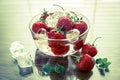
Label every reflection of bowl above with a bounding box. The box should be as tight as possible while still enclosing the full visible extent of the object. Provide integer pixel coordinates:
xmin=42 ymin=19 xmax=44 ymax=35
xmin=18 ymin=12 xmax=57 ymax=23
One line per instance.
xmin=35 ymin=49 xmax=93 ymax=79
xmin=29 ymin=10 xmax=90 ymax=57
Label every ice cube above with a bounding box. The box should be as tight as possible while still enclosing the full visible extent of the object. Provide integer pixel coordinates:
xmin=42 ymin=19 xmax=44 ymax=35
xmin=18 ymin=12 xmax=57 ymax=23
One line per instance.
xmin=16 ymin=51 xmax=33 ymax=76
xmin=16 ymin=51 xmax=32 ymax=67
xmin=45 ymin=11 xmax=65 ymax=28
xmin=10 ymin=41 xmax=25 ymax=59
xmin=66 ymin=29 xmax=80 ymax=43
xmin=18 ymin=65 xmax=33 ymax=76
xmin=34 ymin=28 xmax=48 ymax=39
xmin=10 ymin=41 xmax=33 ymax=76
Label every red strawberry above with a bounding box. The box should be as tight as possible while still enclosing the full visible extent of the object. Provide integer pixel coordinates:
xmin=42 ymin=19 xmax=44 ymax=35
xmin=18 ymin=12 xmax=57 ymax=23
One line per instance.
xmin=57 ymin=16 xmax=73 ymax=32
xmin=74 ymin=39 xmax=83 ymax=50
xmin=48 ymin=30 xmax=66 ymax=39
xmin=40 ymin=9 xmax=49 ymax=21
xmin=47 ymin=30 xmax=69 ymax=55
xmin=48 ymin=30 xmax=66 ymax=48
xmin=40 ymin=12 xmax=53 ymax=20
xmin=32 ymin=22 xmax=48 ymax=33
xmin=74 ymin=21 xmax=87 ymax=34
xmin=77 ymin=54 xmax=95 ymax=71
xmin=51 ymin=46 xmax=69 ymax=55
xmin=47 ymin=27 xmax=54 ymax=32
xmin=81 ymin=44 xmax=97 ymax=57
xmin=40 ymin=14 xmax=48 ymax=20
xmin=81 ymin=37 xmax=101 ymax=57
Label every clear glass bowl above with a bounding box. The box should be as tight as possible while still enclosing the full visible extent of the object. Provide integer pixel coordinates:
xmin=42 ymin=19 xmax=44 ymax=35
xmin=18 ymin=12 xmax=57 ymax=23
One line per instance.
xmin=29 ymin=10 xmax=90 ymax=57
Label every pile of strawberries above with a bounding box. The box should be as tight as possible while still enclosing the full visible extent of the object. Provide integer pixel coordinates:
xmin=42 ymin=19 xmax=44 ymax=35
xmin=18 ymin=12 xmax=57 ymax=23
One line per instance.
xmin=32 ymin=10 xmax=98 ymax=71
xmin=32 ymin=10 xmax=87 ymax=55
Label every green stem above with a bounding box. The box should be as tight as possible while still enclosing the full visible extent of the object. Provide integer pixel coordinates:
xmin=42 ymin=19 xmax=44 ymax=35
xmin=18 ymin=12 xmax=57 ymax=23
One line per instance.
xmin=70 ymin=54 xmax=82 ymax=62
xmin=70 ymin=11 xmax=77 ymax=16
xmin=53 ymin=4 xmax=64 ymax=11
xmin=80 ymin=17 xmax=83 ymax=21
xmin=70 ymin=11 xmax=80 ymax=22
xmin=43 ymin=8 xmax=48 ymax=15
xmin=92 ymin=37 xmax=102 ymax=46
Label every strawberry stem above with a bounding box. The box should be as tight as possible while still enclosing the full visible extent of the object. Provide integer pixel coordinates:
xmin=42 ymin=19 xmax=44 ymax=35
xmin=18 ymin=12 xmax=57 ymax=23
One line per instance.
xmin=43 ymin=8 xmax=48 ymax=15
xmin=92 ymin=37 xmax=102 ymax=46
xmin=57 ymin=26 xmax=65 ymax=34
xmin=71 ymin=54 xmax=78 ymax=58
xmin=80 ymin=17 xmax=83 ymax=21
xmin=39 ymin=18 xmax=45 ymax=22
xmin=53 ymin=4 xmax=64 ymax=11
xmin=70 ymin=54 xmax=82 ymax=62
xmin=70 ymin=11 xmax=81 ymax=22
xmin=70 ymin=11 xmax=77 ymax=16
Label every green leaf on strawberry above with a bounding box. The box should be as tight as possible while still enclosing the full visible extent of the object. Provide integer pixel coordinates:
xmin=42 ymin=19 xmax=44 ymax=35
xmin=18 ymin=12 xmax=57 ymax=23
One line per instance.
xmin=39 ymin=8 xmax=49 ymax=22
xmin=57 ymin=27 xmax=65 ymax=35
xmin=69 ymin=11 xmax=83 ymax=23
xmin=42 ymin=8 xmax=48 ymax=15
xmin=39 ymin=18 xmax=45 ymax=22
xmin=76 ymin=56 xmax=81 ymax=62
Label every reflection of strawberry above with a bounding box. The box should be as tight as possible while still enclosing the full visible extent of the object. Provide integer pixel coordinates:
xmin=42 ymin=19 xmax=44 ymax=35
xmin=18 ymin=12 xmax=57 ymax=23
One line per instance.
xmin=47 ymin=30 xmax=69 ymax=55
xmin=74 ymin=21 xmax=87 ymax=34
xmin=77 ymin=54 xmax=95 ymax=71
xmin=32 ymin=22 xmax=48 ymax=33
xmin=74 ymin=39 xmax=83 ymax=50
xmin=57 ymin=16 xmax=73 ymax=32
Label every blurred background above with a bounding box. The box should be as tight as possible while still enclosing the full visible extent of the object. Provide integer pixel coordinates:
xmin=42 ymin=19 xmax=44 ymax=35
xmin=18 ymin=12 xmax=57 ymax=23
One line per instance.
xmin=0 ymin=0 xmax=120 ymax=80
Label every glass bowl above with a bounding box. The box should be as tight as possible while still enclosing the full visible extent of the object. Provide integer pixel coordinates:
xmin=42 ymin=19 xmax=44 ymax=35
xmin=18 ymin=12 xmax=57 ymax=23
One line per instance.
xmin=29 ymin=10 xmax=90 ymax=57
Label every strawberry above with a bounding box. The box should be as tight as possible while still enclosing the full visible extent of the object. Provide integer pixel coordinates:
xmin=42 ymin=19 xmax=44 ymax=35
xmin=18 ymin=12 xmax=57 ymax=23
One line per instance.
xmin=56 ymin=16 xmax=73 ymax=32
xmin=40 ymin=9 xmax=49 ymax=22
xmin=47 ymin=30 xmax=66 ymax=39
xmin=77 ymin=54 xmax=95 ymax=71
xmin=74 ymin=21 xmax=87 ymax=34
xmin=48 ymin=30 xmax=66 ymax=48
xmin=51 ymin=46 xmax=69 ymax=55
xmin=32 ymin=22 xmax=48 ymax=33
xmin=73 ymin=39 xmax=83 ymax=50
xmin=81 ymin=37 xmax=101 ymax=57
xmin=40 ymin=14 xmax=48 ymax=20
xmin=81 ymin=44 xmax=97 ymax=57
xmin=47 ymin=30 xmax=69 ymax=55
xmin=47 ymin=27 xmax=54 ymax=32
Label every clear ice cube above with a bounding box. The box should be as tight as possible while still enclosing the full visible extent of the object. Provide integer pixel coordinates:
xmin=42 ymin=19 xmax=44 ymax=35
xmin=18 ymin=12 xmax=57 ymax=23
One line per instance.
xmin=16 ymin=51 xmax=33 ymax=76
xmin=66 ymin=29 xmax=80 ymax=43
xmin=45 ymin=11 xmax=65 ymax=28
xmin=10 ymin=41 xmax=33 ymax=76
xmin=10 ymin=41 xmax=25 ymax=59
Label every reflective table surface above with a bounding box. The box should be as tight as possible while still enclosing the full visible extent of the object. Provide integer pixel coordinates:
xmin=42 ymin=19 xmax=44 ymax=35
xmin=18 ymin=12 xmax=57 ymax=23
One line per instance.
xmin=0 ymin=0 xmax=120 ymax=80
